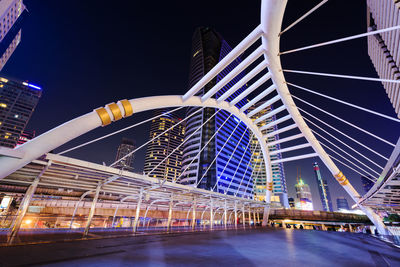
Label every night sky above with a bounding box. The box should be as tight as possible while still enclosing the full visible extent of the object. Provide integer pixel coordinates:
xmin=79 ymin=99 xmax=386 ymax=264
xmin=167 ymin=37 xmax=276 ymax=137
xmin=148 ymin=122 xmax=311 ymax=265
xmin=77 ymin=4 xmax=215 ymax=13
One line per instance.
xmin=2 ymin=0 xmax=399 ymax=211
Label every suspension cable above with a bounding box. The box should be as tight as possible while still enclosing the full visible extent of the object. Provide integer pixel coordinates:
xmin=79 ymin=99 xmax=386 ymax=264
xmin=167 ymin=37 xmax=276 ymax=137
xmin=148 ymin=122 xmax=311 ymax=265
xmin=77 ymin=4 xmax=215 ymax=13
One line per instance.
xmin=288 ymin=82 xmax=400 ymax=123
xmin=147 ymin=109 xmax=222 ymax=177
xmin=280 ymin=24 xmax=400 ymax=55
xmin=293 ymin=95 xmax=395 ymax=147
xmin=58 ymin=107 xmax=184 ymax=155
xmin=328 ymin=154 xmax=377 ymax=183
xmin=234 ymin=146 xmax=262 ymax=198
xmin=176 ymin=113 xmax=234 ymax=183
xmin=298 ymin=107 xmax=389 ymax=161
xmin=110 ymin=107 xmax=204 ymax=167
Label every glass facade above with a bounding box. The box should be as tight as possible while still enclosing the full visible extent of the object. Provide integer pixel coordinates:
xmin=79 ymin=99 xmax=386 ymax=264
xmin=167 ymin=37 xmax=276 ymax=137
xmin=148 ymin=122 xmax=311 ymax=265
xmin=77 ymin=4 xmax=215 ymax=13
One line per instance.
xmin=313 ymin=162 xmax=333 ymax=212
xmin=115 ymin=138 xmax=136 ymax=172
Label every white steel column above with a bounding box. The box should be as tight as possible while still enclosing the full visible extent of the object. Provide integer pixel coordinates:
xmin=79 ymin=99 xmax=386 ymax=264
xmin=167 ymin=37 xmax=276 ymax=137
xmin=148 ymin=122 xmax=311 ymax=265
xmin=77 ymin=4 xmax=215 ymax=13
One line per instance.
xmin=133 ymin=188 xmax=143 ymax=233
xmin=192 ymin=198 xmax=196 ymax=230
xmin=210 ymin=198 xmax=214 ymax=230
xmin=8 ymin=164 xmax=50 ymax=244
xmin=167 ymin=195 xmax=173 ymax=232
xmin=224 ymin=200 xmax=227 ymax=229
xmin=248 ymin=206 xmax=252 ymax=226
xmin=253 ymin=210 xmax=257 ymax=226
xmin=262 ymin=206 xmax=270 ymax=227
xmin=83 ymin=182 xmax=101 ymax=237
xmin=242 ymin=205 xmax=246 ymax=228
xmin=234 ymin=201 xmax=238 ymax=229
xmin=257 ymin=210 xmax=261 ymax=224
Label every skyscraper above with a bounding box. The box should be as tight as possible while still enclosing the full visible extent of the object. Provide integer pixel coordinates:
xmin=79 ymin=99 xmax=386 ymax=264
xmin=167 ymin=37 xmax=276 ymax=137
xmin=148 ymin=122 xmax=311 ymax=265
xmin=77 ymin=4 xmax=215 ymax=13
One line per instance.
xmin=17 ymin=130 xmax=34 ymax=146
xmin=336 ymin=197 xmax=350 ymax=211
xmin=313 ymin=162 xmax=333 ymax=212
xmin=0 ymin=77 xmax=42 ymax=148
xmin=144 ymin=110 xmax=185 ymax=182
xmin=295 ymin=171 xmax=313 ymax=211
xmin=366 ymin=1 xmax=400 ymax=117
xmin=0 ymin=0 xmax=27 ymax=70
xmin=361 ymin=176 xmax=374 ymax=194
xmin=114 ymin=138 xmax=135 ymax=172
xmin=181 ymin=27 xmax=253 ymax=198
xmin=249 ymin=104 xmax=288 ymax=207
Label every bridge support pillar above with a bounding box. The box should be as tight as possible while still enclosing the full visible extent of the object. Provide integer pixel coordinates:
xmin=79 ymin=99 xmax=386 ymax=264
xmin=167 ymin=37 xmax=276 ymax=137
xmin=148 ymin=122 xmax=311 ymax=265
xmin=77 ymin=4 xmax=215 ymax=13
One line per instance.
xmin=210 ymin=198 xmax=214 ymax=230
xmin=191 ymin=198 xmax=196 ymax=230
xmin=111 ymin=205 xmax=119 ymax=228
xmin=234 ymin=201 xmax=238 ymax=229
xmin=167 ymin=194 xmax=173 ymax=232
xmin=359 ymin=206 xmax=388 ymax=235
xmin=133 ymin=188 xmax=143 ymax=233
xmin=224 ymin=200 xmax=227 ymax=229
xmin=248 ymin=206 xmax=252 ymax=226
xmin=8 ymin=164 xmax=50 ymax=244
xmin=242 ymin=205 xmax=246 ymax=228
xmin=83 ymin=182 xmax=101 ymax=237
xmin=257 ymin=209 xmax=260 ymax=224
xmin=253 ymin=210 xmax=257 ymax=226
xmin=262 ymin=206 xmax=270 ymax=227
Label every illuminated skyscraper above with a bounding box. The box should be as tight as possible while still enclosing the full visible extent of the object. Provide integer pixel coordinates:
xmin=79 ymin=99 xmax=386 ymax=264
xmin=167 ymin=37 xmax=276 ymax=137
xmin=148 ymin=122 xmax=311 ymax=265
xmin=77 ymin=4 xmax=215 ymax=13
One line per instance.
xmin=313 ymin=162 xmax=333 ymax=212
xmin=144 ymin=110 xmax=185 ymax=182
xmin=181 ymin=27 xmax=253 ymax=198
xmin=0 ymin=77 xmax=42 ymax=148
xmin=0 ymin=0 xmax=27 ymax=70
xmin=17 ymin=130 xmax=34 ymax=145
xmin=295 ymin=172 xmax=313 ymax=211
xmin=248 ymin=103 xmax=288 ymax=207
xmin=114 ymin=138 xmax=135 ymax=171
xmin=366 ymin=1 xmax=400 ymax=117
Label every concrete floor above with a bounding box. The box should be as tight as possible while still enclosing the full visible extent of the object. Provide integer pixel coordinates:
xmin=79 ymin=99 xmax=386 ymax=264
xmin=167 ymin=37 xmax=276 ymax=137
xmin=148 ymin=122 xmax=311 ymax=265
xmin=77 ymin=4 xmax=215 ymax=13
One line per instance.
xmin=0 ymin=228 xmax=398 ymax=266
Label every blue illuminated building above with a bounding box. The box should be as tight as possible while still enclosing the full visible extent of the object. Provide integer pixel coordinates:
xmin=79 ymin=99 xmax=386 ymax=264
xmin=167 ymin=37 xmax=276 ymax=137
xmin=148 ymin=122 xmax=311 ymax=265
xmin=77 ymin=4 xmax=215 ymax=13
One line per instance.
xmin=0 ymin=76 xmax=42 ymax=148
xmin=313 ymin=162 xmax=333 ymax=212
xmin=181 ymin=27 xmax=253 ymax=198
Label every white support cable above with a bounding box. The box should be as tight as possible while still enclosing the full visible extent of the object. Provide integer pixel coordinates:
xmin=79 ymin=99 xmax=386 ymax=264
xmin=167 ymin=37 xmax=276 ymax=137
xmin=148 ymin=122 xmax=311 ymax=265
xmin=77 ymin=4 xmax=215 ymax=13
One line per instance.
xmin=254 ymin=105 xmax=286 ymax=124
xmin=224 ymin=133 xmax=255 ymax=194
xmin=234 ymin=144 xmax=262 ymax=197
xmin=147 ymin=109 xmax=222 ymax=177
xmin=238 ymin=148 xmax=264 ymax=199
xmin=287 ymin=82 xmax=400 ymax=123
xmin=284 ymin=69 xmax=400 ymax=84
xmin=183 ymin=25 xmax=263 ymax=101
xmin=247 ymin=94 xmax=280 ymax=117
xmin=196 ymin=118 xmax=244 ymax=187
xmin=280 ymin=0 xmax=329 ymax=35
xmin=321 ymin=140 xmax=378 ymax=179
xmin=58 ymin=106 xmax=184 ymax=155
xmin=211 ymin=125 xmax=250 ymax=192
xmin=280 ymin=24 xmax=400 ymax=55
xmin=240 ymin=85 xmax=277 ymax=112
xmin=269 ymin=143 xmax=311 ymax=155
xmin=303 ymin=115 xmax=384 ymax=170
xmin=312 ymin=129 xmax=381 ymax=176
xmin=292 ymin=95 xmax=396 ymax=147
xmin=177 ymin=113 xmax=234 ymax=183
xmin=271 ymin=153 xmax=318 ymax=164
xmin=110 ymin=107 xmax=203 ymax=168
xmin=265 ymin=123 xmax=297 ymax=138
xmin=298 ymin=107 xmax=389 ymax=161
xmin=328 ymin=154 xmax=377 ymax=183
xmin=230 ymin=72 xmax=272 ymax=106
xmin=259 ymin=114 xmax=292 ymax=131
xmin=267 ymin=133 xmax=304 ymax=147
xmin=201 ymin=46 xmax=265 ymax=102
xmin=217 ymin=60 xmax=268 ymax=103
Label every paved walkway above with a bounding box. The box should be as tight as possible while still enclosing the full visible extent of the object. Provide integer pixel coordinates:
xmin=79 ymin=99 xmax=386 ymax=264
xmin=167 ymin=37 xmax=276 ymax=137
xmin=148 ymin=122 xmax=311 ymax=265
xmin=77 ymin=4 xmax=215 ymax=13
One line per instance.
xmin=0 ymin=228 xmax=398 ymax=266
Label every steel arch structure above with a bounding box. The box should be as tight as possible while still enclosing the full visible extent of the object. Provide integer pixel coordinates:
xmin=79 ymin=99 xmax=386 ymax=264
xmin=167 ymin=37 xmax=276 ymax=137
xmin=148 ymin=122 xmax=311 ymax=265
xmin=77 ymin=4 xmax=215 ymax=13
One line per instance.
xmin=0 ymin=0 xmax=392 ymax=234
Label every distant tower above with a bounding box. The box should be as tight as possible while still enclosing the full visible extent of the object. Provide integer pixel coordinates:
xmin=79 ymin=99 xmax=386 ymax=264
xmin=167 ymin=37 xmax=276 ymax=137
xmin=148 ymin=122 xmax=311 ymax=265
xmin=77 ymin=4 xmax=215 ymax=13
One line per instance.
xmin=295 ymin=168 xmax=313 ymax=211
xmin=361 ymin=176 xmax=374 ymax=194
xmin=0 ymin=0 xmax=28 ymax=70
xmin=366 ymin=1 xmax=400 ymax=117
xmin=313 ymin=162 xmax=333 ymax=212
xmin=0 ymin=77 xmax=42 ymax=148
xmin=115 ymin=138 xmax=135 ymax=171
xmin=336 ymin=197 xmax=350 ymax=211
xmin=248 ymin=103 xmax=288 ymax=207
xmin=144 ymin=109 xmax=185 ymax=182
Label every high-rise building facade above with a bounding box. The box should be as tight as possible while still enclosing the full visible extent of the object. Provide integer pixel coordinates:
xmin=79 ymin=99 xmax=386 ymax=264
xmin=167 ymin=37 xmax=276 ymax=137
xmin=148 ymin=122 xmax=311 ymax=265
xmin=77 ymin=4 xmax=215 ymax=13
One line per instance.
xmin=0 ymin=0 xmax=27 ymax=71
xmin=114 ymin=138 xmax=135 ymax=172
xmin=249 ymin=104 xmax=288 ymax=207
xmin=361 ymin=175 xmax=374 ymax=194
xmin=336 ymin=197 xmax=350 ymax=211
xmin=366 ymin=1 xmax=400 ymax=117
xmin=144 ymin=110 xmax=185 ymax=182
xmin=313 ymin=162 xmax=333 ymax=212
xmin=0 ymin=77 xmax=42 ymax=148
xmin=181 ymin=27 xmax=253 ymax=198
xmin=295 ymin=178 xmax=313 ymax=211
xmin=17 ymin=129 xmax=34 ymax=145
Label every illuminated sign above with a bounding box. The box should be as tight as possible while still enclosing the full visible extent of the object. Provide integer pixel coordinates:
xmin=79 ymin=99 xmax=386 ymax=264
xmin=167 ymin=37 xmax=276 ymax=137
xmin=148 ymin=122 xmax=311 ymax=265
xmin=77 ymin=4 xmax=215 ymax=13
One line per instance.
xmin=22 ymin=82 xmax=41 ymax=90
